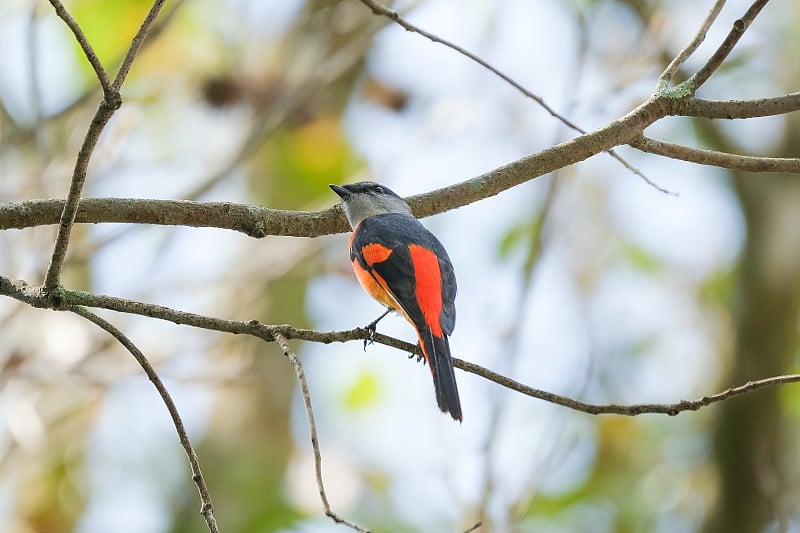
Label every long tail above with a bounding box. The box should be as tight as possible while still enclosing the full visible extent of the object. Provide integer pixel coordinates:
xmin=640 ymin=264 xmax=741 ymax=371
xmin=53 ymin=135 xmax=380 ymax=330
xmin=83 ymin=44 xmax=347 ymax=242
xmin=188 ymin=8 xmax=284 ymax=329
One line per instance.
xmin=419 ymin=328 xmax=462 ymax=421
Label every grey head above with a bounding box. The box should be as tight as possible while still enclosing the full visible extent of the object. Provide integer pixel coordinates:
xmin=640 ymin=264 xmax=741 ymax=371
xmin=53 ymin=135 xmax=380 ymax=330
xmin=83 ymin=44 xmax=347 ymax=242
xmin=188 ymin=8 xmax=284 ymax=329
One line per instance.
xmin=330 ymin=181 xmax=412 ymax=228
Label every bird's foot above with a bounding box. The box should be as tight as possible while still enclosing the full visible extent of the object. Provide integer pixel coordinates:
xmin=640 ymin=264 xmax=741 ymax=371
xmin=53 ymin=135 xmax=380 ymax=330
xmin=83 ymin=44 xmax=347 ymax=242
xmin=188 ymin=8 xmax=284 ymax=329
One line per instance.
xmin=407 ymin=344 xmax=426 ymax=365
xmin=363 ymin=309 xmax=391 ymax=351
xmin=363 ymin=322 xmax=377 ymax=351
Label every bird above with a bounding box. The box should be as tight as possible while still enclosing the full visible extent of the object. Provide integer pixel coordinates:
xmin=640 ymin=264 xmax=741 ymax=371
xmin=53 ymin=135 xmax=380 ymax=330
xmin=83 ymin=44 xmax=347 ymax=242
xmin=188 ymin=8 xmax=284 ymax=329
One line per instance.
xmin=330 ymin=181 xmax=462 ymax=421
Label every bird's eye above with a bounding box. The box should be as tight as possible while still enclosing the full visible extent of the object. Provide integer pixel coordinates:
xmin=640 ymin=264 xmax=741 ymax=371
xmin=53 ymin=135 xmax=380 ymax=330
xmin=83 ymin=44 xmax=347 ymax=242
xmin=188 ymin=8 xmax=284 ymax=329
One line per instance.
xmin=374 ymin=186 xmax=384 ymax=194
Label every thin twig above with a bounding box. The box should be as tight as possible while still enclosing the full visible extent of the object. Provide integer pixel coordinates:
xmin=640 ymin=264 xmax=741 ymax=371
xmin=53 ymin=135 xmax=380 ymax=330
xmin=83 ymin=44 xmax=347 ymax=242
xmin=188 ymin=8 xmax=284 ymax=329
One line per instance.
xmin=632 ymin=136 xmax=800 ymax=173
xmin=2 ymin=274 xmax=799 ymax=419
xmin=111 ymin=0 xmax=167 ymax=91
xmin=355 ymin=0 xmax=668 ymax=194
xmin=657 ymin=0 xmax=727 ymax=89
xmin=272 ymin=330 xmax=369 ymax=533
xmin=610 ymin=150 xmax=676 ymax=195
xmin=42 ymin=97 xmax=122 ymax=292
xmin=42 ymin=0 xmax=167 ymax=293
xmin=692 ymin=0 xmax=771 ymax=92
xmin=68 ymin=306 xmax=219 ymax=533
xmin=47 ymin=0 xmax=111 ymax=92
xmin=454 ymin=358 xmax=800 ymax=416
xmin=357 ymin=0 xmax=578 ymax=131
xmin=10 ymin=0 xmax=187 ymax=133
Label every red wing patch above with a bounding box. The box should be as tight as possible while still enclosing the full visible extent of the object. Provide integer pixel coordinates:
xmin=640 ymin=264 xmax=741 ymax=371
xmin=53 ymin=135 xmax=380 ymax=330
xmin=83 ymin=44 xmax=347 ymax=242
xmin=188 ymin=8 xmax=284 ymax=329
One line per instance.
xmin=360 ymin=243 xmax=394 ymax=266
xmin=408 ymin=244 xmax=444 ymax=338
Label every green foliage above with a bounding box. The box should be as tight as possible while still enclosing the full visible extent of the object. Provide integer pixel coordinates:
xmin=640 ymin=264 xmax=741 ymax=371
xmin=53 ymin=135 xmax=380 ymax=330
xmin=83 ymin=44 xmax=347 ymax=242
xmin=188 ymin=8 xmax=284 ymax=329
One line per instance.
xmin=698 ymin=265 xmax=737 ymax=309
xmin=343 ymin=371 xmax=381 ymax=411
xmin=780 ymin=369 xmax=800 ymax=419
xmin=497 ymin=215 xmax=544 ymax=265
xmin=18 ymin=451 xmax=85 ymax=533
xmin=251 ymin=115 xmax=362 ymax=210
xmin=70 ymin=0 xmax=154 ymax=78
xmin=620 ymin=243 xmax=662 ymax=274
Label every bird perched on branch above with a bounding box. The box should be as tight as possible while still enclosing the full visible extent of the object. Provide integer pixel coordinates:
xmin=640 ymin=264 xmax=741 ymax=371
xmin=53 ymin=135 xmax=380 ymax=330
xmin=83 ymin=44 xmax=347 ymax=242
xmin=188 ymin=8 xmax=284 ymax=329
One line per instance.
xmin=330 ymin=181 xmax=462 ymax=421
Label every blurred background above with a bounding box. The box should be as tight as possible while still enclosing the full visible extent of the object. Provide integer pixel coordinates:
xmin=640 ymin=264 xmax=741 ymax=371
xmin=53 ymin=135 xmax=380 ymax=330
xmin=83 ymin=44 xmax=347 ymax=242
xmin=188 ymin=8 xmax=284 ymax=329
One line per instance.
xmin=1 ymin=0 xmax=800 ymax=531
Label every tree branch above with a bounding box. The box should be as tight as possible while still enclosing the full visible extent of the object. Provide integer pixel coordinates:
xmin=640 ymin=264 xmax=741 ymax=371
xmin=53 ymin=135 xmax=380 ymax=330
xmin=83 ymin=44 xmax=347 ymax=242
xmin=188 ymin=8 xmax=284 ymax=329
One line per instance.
xmin=272 ymin=330 xmax=369 ymax=533
xmin=657 ymin=0 xmax=726 ymax=90
xmin=632 ymin=136 xmax=800 ymax=174
xmin=691 ymin=0 xmax=771 ymax=92
xmin=355 ymin=0 xmax=577 ymax=132
xmin=47 ymin=0 xmax=111 ymax=93
xmin=7 ymin=0 xmax=187 ymax=137
xmin=2 ymin=273 xmax=798 ymax=419
xmin=0 ymin=198 xmax=343 ymax=237
xmin=677 ymin=93 xmax=800 ymax=119
xmin=68 ymin=306 xmax=219 ymax=533
xmin=42 ymin=0 xmax=166 ymax=293
xmin=111 ymin=0 xmax=166 ymax=91
xmin=4 ymin=95 xmax=673 ymax=238
xmin=42 ymin=99 xmax=121 ymax=293
xmin=355 ymin=0 xmax=668 ymax=194
xmin=4 ymin=88 xmax=798 ymax=237
xmin=454 ymin=359 xmax=800 ymax=416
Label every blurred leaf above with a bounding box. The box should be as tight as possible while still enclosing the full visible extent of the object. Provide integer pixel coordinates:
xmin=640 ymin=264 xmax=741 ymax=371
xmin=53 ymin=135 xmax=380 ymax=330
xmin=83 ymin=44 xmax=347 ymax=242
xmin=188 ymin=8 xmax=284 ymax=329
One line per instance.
xmin=251 ymin=114 xmax=362 ymax=210
xmin=780 ymin=370 xmax=800 ymax=419
xmin=282 ymin=116 xmax=348 ymax=178
xmin=70 ymin=0 xmax=154 ymax=78
xmin=621 ymin=243 xmax=662 ymax=273
xmin=343 ymin=371 xmax=380 ymax=411
xmin=698 ymin=265 xmax=737 ymax=308
xmin=20 ymin=452 xmax=85 ymax=533
xmin=497 ymin=216 xmax=543 ymax=262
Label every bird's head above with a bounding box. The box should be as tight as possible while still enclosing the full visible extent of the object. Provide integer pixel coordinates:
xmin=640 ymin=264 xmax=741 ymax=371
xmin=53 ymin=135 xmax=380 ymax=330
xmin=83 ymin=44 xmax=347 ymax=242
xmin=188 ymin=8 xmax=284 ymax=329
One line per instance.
xmin=330 ymin=181 xmax=412 ymax=228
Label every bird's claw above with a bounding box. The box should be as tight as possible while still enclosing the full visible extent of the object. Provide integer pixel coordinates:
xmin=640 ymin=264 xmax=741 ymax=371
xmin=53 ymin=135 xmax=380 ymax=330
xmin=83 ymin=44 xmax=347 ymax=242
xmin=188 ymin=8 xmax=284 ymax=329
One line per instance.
xmin=363 ymin=309 xmax=391 ymax=351
xmin=363 ymin=323 xmax=377 ymax=351
xmin=407 ymin=345 xmax=426 ymax=365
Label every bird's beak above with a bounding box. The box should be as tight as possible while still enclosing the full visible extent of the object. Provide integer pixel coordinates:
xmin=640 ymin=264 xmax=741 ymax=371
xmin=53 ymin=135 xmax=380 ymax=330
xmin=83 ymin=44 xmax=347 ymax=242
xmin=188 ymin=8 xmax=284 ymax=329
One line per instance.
xmin=329 ymin=184 xmax=351 ymax=199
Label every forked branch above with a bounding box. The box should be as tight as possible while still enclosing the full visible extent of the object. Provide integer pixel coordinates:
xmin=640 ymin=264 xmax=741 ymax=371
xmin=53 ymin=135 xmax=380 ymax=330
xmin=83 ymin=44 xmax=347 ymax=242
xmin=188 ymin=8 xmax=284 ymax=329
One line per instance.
xmin=69 ymin=306 xmax=219 ymax=533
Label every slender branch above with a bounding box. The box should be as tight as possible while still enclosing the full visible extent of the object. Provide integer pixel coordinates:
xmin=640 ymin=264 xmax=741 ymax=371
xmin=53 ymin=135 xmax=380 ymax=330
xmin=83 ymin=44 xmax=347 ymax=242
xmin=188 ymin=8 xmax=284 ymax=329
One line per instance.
xmin=354 ymin=0 xmax=668 ymax=194
xmin=111 ymin=0 xmax=166 ymax=91
xmin=42 ymin=0 xmax=166 ymax=293
xmin=9 ymin=0 xmax=187 ymax=134
xmin=356 ymin=0 xmax=575 ymax=131
xmin=41 ymin=98 xmax=120 ymax=292
xmin=2 ymin=274 xmax=798 ymax=419
xmin=272 ymin=331 xmax=369 ymax=533
xmin=4 ymin=92 xmax=797 ymax=239
xmin=454 ymin=358 xmax=800 ymax=416
xmin=691 ymin=0 xmax=771 ymax=92
xmin=6 ymin=94 xmax=672 ymax=240
xmin=632 ymin=136 xmax=800 ymax=174
xmin=68 ymin=306 xmax=219 ymax=533
xmin=47 ymin=0 xmax=111 ymax=92
xmin=657 ymin=0 xmax=727 ymax=89
xmin=676 ymin=92 xmax=800 ymax=119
